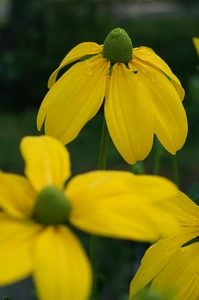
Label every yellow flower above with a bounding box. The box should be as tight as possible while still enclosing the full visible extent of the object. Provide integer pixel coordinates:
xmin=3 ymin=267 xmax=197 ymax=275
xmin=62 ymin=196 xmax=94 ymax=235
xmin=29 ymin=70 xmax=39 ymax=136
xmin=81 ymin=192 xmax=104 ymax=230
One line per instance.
xmin=37 ymin=28 xmax=188 ymax=164
xmin=0 ymin=135 xmax=180 ymax=300
xmin=130 ymin=191 xmax=199 ymax=300
xmin=193 ymin=37 xmax=199 ymax=57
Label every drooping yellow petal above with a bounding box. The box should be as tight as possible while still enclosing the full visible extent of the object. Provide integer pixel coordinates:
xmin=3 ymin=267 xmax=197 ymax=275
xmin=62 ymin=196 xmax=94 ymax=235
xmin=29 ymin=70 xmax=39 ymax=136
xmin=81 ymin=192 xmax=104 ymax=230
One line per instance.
xmin=37 ymin=55 xmax=109 ymax=144
xmin=131 ymin=60 xmax=188 ymax=154
xmin=151 ymin=242 xmax=199 ymax=300
xmin=33 ymin=226 xmax=92 ymax=300
xmin=20 ymin=136 xmax=71 ymax=192
xmin=130 ymin=227 xmax=199 ymax=298
xmin=48 ymin=42 xmax=102 ymax=88
xmin=133 ymin=46 xmax=185 ymax=100
xmin=0 ymin=213 xmax=41 ymax=285
xmin=67 ymin=171 xmax=179 ymax=242
xmin=105 ymin=63 xmax=154 ymax=164
xmin=161 ymin=191 xmax=199 ymax=226
xmin=0 ymin=172 xmax=35 ymax=218
xmin=193 ymin=37 xmax=199 ymax=57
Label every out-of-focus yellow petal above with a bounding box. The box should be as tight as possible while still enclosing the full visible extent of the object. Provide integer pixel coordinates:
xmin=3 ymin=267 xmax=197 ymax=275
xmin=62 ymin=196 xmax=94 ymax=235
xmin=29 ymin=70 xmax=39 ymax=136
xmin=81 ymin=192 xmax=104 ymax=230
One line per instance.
xmin=0 ymin=172 xmax=35 ymax=218
xmin=133 ymin=47 xmax=185 ymax=101
xmin=131 ymin=60 xmax=188 ymax=154
xmin=37 ymin=55 xmax=109 ymax=144
xmin=20 ymin=136 xmax=71 ymax=192
xmin=193 ymin=37 xmax=199 ymax=57
xmin=48 ymin=42 xmax=102 ymax=88
xmin=151 ymin=242 xmax=199 ymax=300
xmin=162 ymin=191 xmax=199 ymax=226
xmin=130 ymin=227 xmax=199 ymax=298
xmin=67 ymin=171 xmax=179 ymax=242
xmin=105 ymin=63 xmax=154 ymax=164
xmin=33 ymin=226 xmax=92 ymax=300
xmin=0 ymin=213 xmax=41 ymax=285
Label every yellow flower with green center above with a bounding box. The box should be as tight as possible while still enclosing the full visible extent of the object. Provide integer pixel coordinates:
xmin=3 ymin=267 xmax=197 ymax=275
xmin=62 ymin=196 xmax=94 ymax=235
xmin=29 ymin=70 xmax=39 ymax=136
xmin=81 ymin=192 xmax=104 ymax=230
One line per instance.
xmin=193 ymin=37 xmax=199 ymax=57
xmin=37 ymin=28 xmax=188 ymax=164
xmin=0 ymin=135 xmax=180 ymax=300
xmin=130 ymin=191 xmax=199 ymax=300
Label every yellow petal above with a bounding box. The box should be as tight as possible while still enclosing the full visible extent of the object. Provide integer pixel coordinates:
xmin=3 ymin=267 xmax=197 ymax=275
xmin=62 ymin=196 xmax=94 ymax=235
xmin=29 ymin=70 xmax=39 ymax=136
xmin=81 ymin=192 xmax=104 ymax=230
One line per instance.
xmin=105 ymin=63 xmax=154 ymax=164
xmin=0 ymin=172 xmax=35 ymax=218
xmin=67 ymin=171 xmax=179 ymax=242
xmin=0 ymin=213 xmax=41 ymax=285
xmin=48 ymin=42 xmax=102 ymax=88
xmin=193 ymin=37 xmax=199 ymax=57
xmin=33 ymin=226 xmax=92 ymax=300
xmin=162 ymin=191 xmax=199 ymax=226
xmin=130 ymin=227 xmax=199 ymax=298
xmin=37 ymin=55 xmax=109 ymax=144
xmin=131 ymin=60 xmax=188 ymax=154
xmin=20 ymin=136 xmax=71 ymax=192
xmin=151 ymin=242 xmax=199 ymax=300
xmin=133 ymin=46 xmax=185 ymax=101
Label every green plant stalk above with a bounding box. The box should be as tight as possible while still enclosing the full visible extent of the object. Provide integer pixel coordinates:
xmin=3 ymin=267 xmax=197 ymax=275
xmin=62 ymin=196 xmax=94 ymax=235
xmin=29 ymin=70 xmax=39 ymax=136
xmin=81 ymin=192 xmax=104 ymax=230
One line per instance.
xmin=172 ymin=154 xmax=180 ymax=188
xmin=154 ymin=152 xmax=161 ymax=175
xmin=90 ymin=116 xmax=109 ymax=296
xmin=154 ymin=140 xmax=162 ymax=175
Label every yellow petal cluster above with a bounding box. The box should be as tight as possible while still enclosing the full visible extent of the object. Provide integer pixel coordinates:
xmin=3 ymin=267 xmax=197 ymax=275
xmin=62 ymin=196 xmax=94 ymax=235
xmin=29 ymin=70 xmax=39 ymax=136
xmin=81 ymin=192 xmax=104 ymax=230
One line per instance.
xmin=130 ymin=192 xmax=199 ymax=300
xmin=0 ymin=135 xmax=180 ymax=300
xmin=37 ymin=28 xmax=188 ymax=164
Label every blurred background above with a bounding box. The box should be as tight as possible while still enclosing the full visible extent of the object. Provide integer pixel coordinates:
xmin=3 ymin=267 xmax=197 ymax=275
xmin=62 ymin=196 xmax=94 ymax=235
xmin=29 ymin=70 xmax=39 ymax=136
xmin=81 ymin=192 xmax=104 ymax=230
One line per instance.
xmin=0 ymin=0 xmax=199 ymax=299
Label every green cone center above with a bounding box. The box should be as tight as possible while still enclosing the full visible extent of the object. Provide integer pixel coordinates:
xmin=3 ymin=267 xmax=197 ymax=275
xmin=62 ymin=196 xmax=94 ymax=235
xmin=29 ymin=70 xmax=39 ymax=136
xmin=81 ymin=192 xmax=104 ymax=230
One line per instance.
xmin=32 ymin=186 xmax=71 ymax=225
xmin=103 ymin=28 xmax=133 ymax=65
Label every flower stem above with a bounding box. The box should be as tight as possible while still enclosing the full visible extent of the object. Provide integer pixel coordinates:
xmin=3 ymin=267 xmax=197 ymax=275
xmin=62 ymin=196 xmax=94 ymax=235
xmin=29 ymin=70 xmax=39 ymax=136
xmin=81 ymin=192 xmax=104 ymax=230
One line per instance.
xmin=97 ymin=117 xmax=110 ymax=170
xmin=90 ymin=115 xmax=109 ymax=295
xmin=172 ymin=154 xmax=180 ymax=188
xmin=154 ymin=139 xmax=162 ymax=175
xmin=154 ymin=152 xmax=161 ymax=175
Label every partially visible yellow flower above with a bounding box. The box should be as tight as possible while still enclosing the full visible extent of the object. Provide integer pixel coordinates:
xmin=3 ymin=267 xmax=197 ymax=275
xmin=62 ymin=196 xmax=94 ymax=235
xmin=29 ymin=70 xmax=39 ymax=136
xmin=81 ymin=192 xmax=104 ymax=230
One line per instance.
xmin=37 ymin=28 xmax=188 ymax=164
xmin=193 ymin=37 xmax=199 ymax=57
xmin=0 ymin=135 xmax=180 ymax=300
xmin=130 ymin=191 xmax=199 ymax=300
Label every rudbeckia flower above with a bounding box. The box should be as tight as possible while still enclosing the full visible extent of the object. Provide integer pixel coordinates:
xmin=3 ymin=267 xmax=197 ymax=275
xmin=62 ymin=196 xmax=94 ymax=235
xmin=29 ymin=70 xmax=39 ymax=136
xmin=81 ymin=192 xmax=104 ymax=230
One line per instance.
xmin=0 ymin=135 xmax=180 ymax=300
xmin=193 ymin=37 xmax=199 ymax=57
xmin=130 ymin=191 xmax=199 ymax=300
xmin=37 ymin=28 xmax=188 ymax=164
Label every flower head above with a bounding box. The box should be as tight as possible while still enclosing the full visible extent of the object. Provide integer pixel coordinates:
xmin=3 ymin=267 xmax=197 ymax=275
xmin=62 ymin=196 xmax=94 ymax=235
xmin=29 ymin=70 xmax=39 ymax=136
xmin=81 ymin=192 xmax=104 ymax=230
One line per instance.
xmin=37 ymin=28 xmax=188 ymax=164
xmin=130 ymin=191 xmax=199 ymax=300
xmin=0 ymin=135 xmax=180 ymax=300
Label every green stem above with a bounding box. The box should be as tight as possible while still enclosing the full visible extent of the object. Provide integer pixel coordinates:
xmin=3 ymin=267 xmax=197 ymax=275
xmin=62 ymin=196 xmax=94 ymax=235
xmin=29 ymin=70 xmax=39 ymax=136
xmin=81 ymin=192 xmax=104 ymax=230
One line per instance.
xmin=154 ymin=152 xmax=161 ymax=175
xmin=172 ymin=154 xmax=180 ymax=188
xmin=154 ymin=139 xmax=162 ymax=175
xmin=89 ymin=235 xmax=99 ymax=295
xmin=97 ymin=117 xmax=110 ymax=170
xmin=90 ymin=116 xmax=109 ymax=296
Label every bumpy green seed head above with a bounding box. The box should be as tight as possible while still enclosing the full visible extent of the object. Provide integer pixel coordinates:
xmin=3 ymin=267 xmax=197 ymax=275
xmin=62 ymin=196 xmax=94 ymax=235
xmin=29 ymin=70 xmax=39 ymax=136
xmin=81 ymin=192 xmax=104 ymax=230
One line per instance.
xmin=32 ymin=186 xmax=71 ymax=225
xmin=103 ymin=28 xmax=133 ymax=65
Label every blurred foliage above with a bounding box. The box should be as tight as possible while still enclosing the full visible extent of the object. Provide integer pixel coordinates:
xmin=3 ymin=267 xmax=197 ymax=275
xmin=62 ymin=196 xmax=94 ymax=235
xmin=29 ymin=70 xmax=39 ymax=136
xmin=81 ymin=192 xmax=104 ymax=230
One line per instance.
xmin=187 ymin=182 xmax=199 ymax=205
xmin=0 ymin=0 xmax=199 ymax=111
xmin=131 ymin=287 xmax=174 ymax=300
